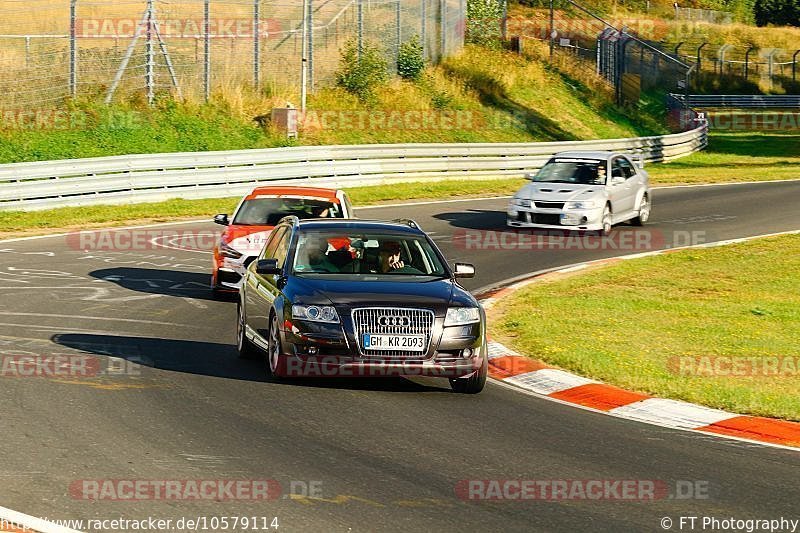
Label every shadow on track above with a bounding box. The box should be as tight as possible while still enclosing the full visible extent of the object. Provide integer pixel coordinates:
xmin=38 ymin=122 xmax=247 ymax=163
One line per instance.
xmin=88 ymin=267 xmax=224 ymax=302
xmin=50 ymin=333 xmax=450 ymax=393
xmin=432 ymin=210 xmax=508 ymax=230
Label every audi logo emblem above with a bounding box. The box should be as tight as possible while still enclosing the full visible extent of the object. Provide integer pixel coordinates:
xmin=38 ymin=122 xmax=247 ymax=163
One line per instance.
xmin=378 ymin=316 xmax=411 ymax=327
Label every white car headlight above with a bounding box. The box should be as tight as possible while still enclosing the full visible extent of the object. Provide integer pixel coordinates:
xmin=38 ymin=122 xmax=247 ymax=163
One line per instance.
xmin=445 ymin=307 xmax=481 ymax=326
xmin=219 ymin=242 xmax=243 ymax=259
xmin=292 ymin=305 xmax=340 ymax=324
xmin=564 ymin=200 xmax=598 ymax=210
xmin=512 ymin=198 xmax=531 ymax=208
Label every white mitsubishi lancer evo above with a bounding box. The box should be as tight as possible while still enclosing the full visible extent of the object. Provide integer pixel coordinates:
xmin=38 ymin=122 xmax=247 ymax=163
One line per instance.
xmin=507 ymin=151 xmax=651 ymax=235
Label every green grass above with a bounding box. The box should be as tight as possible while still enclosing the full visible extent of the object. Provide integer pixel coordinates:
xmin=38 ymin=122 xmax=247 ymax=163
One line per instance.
xmin=489 ymin=234 xmax=800 ymax=421
xmin=0 ymin=178 xmax=525 ymax=239
xmin=647 ymin=131 xmax=800 ymax=184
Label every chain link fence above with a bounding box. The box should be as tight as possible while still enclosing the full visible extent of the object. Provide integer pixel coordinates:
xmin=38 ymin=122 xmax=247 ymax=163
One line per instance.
xmin=0 ymin=0 xmax=465 ymax=110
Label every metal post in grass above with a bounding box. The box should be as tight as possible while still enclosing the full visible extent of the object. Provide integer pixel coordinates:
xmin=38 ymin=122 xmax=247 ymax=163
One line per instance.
xmin=696 ymin=42 xmax=707 ymax=72
xmin=549 ymin=0 xmax=555 ymax=61
xmin=440 ymin=0 xmax=446 ymax=59
xmin=502 ymin=0 xmax=508 ymax=41
xmin=300 ymin=0 xmax=308 ymax=111
xmin=357 ymin=0 xmax=363 ymax=60
xmin=204 ymin=0 xmax=211 ymax=102
xmin=421 ymin=0 xmax=426 ymax=61
xmin=744 ymin=46 xmax=756 ymax=80
xmin=793 ymin=49 xmax=800 ymax=82
xmin=395 ymin=0 xmax=401 ymax=64
xmin=308 ymin=0 xmax=314 ymax=91
xmin=24 ymin=36 xmax=31 ymax=69
xmin=254 ymin=0 xmax=260 ymax=91
xmin=70 ymin=0 xmax=77 ymax=97
xmin=145 ymin=0 xmax=155 ymax=105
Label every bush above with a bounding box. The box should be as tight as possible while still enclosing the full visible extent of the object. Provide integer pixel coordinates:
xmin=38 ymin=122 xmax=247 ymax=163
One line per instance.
xmin=466 ymin=0 xmax=504 ymax=48
xmin=754 ymin=0 xmax=800 ymax=26
xmin=336 ymin=39 xmax=389 ymax=104
xmin=397 ymin=35 xmax=425 ymax=80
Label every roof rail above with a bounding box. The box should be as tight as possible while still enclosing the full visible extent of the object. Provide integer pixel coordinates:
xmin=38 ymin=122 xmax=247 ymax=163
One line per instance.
xmin=393 ymin=218 xmax=421 ymax=230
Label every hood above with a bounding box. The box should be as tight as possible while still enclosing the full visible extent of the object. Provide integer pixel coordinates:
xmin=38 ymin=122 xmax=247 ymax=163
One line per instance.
xmin=223 ymin=225 xmax=273 ymax=256
xmin=515 ymin=182 xmax=603 ymax=202
xmin=289 ymin=276 xmax=473 ymax=314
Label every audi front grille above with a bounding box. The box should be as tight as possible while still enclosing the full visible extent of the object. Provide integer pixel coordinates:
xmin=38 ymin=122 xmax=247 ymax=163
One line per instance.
xmin=351 ymin=307 xmax=435 ymax=358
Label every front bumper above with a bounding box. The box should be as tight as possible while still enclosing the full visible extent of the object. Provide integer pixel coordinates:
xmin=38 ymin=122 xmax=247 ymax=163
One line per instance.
xmin=507 ymin=206 xmax=603 ymax=231
xmin=277 ymin=317 xmax=486 ymax=379
xmin=213 ymin=255 xmax=256 ymax=291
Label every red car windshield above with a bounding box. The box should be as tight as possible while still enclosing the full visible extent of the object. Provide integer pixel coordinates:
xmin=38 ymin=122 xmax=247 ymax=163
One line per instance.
xmin=232 ymin=197 xmax=342 ymax=226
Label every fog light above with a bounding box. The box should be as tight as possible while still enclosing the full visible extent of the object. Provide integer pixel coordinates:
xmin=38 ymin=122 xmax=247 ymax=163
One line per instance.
xmin=462 ymin=348 xmax=473 ymax=358
xmin=308 ymin=346 xmax=318 ymax=356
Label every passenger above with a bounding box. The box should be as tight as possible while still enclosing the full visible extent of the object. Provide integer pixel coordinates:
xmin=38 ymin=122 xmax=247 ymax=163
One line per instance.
xmin=296 ymin=236 xmax=339 ymax=273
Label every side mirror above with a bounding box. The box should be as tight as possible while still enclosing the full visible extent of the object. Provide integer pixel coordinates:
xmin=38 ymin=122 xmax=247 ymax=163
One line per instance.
xmin=611 ymin=176 xmax=626 ymax=186
xmin=256 ymin=258 xmax=281 ymax=276
xmin=525 ymin=172 xmax=536 ymax=181
xmin=213 ymin=214 xmax=229 ymax=226
xmin=453 ymin=263 xmax=475 ymax=279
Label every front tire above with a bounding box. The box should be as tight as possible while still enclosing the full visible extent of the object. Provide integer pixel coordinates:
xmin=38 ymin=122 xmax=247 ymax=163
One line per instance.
xmin=631 ymin=194 xmax=650 ymax=226
xmin=237 ymin=303 xmax=259 ymax=360
xmin=450 ymin=354 xmax=487 ymax=394
xmin=267 ymin=313 xmax=288 ymax=378
xmin=600 ymin=205 xmax=613 ymax=236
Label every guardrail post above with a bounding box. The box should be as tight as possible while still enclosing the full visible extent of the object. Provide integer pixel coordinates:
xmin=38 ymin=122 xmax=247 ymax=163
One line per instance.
xmin=70 ymin=0 xmax=77 ymax=98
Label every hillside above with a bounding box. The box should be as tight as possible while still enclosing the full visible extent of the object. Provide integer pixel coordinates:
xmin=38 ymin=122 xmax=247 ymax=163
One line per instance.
xmin=0 ymin=45 xmax=666 ymax=163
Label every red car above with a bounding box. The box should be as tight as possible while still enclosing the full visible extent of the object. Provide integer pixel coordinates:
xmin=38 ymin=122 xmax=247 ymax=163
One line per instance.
xmin=211 ymin=186 xmax=354 ymax=295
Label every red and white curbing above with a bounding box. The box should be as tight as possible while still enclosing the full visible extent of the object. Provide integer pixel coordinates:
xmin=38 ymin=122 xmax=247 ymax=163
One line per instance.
xmin=479 ymin=229 xmax=800 ymax=450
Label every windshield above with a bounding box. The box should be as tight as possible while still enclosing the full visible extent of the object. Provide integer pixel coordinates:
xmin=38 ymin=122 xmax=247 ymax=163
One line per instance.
xmin=233 ymin=197 xmax=342 ymax=226
xmin=292 ymin=230 xmax=448 ymax=278
xmin=532 ymin=159 xmax=607 ymax=185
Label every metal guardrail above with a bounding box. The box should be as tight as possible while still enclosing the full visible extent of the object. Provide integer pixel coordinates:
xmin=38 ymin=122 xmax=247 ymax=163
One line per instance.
xmin=672 ymin=94 xmax=800 ymax=108
xmin=0 ymin=124 xmax=708 ymax=211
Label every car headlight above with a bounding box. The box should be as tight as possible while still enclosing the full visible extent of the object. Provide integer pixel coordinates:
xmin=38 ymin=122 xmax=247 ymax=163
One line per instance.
xmin=512 ymin=198 xmax=531 ymax=208
xmin=292 ymin=305 xmax=340 ymax=324
xmin=219 ymin=242 xmax=243 ymax=259
xmin=564 ymin=200 xmax=598 ymax=210
xmin=445 ymin=307 xmax=481 ymax=326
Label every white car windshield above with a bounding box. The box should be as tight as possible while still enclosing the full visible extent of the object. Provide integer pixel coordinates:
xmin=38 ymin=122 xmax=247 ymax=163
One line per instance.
xmin=533 ymin=159 xmax=606 ymax=185
xmin=233 ymin=197 xmax=342 ymax=226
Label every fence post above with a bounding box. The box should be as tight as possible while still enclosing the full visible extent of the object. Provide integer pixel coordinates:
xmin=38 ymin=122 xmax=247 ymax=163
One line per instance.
xmin=70 ymin=0 xmax=77 ymax=97
xmin=308 ymin=0 xmax=314 ymax=90
xmin=204 ymin=0 xmax=210 ymax=102
xmin=696 ymin=42 xmax=707 ymax=72
xmin=254 ymin=0 xmax=260 ymax=91
xmin=440 ymin=0 xmax=446 ymax=59
xmin=357 ymin=0 xmax=363 ymax=60
xmin=300 ymin=0 xmax=308 ymax=111
xmin=145 ymin=0 xmax=155 ymax=105
xmin=395 ymin=0 xmax=401 ymax=65
xmin=744 ymin=46 xmax=755 ymax=79
xmin=421 ymin=0 xmax=426 ymax=60
xmin=793 ymin=49 xmax=800 ymax=82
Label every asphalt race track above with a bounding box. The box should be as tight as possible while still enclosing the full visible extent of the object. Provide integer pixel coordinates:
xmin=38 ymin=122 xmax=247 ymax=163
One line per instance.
xmin=1 ymin=181 xmax=799 ymax=532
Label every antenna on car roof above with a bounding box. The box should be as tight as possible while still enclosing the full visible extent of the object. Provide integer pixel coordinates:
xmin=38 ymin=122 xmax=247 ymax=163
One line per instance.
xmin=393 ymin=219 xmax=421 ymax=230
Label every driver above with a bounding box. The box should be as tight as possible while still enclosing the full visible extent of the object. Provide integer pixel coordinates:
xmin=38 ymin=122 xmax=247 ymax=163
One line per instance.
xmin=378 ymin=241 xmax=422 ymax=274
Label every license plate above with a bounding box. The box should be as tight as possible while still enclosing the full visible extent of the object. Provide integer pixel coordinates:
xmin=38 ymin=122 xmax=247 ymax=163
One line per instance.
xmin=363 ymin=334 xmax=425 ymax=352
